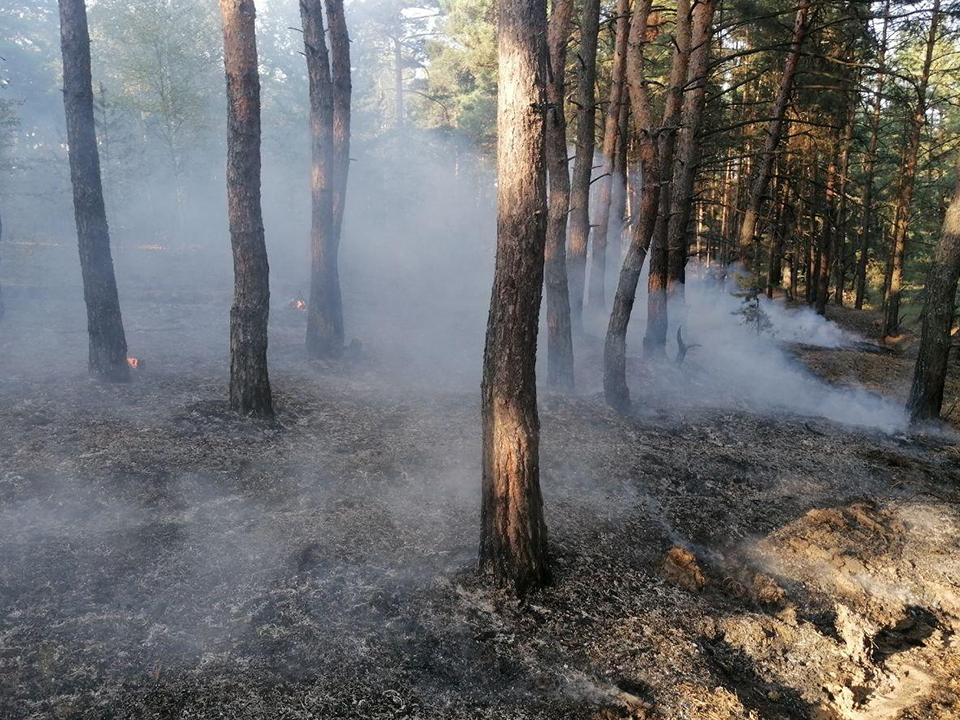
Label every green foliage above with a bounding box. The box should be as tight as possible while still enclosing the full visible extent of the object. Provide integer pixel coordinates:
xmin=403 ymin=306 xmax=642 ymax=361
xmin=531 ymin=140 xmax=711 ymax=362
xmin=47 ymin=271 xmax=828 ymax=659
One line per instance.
xmin=88 ymin=0 xmax=221 ymax=166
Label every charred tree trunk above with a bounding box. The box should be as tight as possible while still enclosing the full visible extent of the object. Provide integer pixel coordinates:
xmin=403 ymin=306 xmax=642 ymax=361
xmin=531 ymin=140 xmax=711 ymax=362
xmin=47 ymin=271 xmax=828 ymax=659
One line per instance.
xmin=907 ymin=155 xmax=960 ymax=422
xmin=736 ymin=0 xmax=810 ymax=270
xmin=566 ymin=0 xmax=601 ymax=330
xmin=219 ymin=0 xmax=273 ymax=417
xmin=587 ymin=0 xmax=630 ymax=312
xmin=665 ymin=0 xmax=718 ymax=294
xmin=603 ymin=0 xmax=659 ymax=410
xmin=479 ymin=0 xmax=550 ymax=594
xmin=883 ymin=0 xmax=939 ymax=338
xmin=301 ymin=0 xmax=339 ymax=358
xmin=643 ymin=0 xmax=691 ymax=356
xmin=325 ymin=0 xmax=351 ymax=349
xmin=58 ymin=0 xmax=129 ymax=382
xmin=544 ymin=0 xmax=575 ymax=388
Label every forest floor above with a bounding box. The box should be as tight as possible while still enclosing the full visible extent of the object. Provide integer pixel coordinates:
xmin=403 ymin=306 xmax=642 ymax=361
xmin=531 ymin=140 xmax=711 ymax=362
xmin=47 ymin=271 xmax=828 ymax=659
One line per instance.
xmin=1 ymin=286 xmax=959 ymax=720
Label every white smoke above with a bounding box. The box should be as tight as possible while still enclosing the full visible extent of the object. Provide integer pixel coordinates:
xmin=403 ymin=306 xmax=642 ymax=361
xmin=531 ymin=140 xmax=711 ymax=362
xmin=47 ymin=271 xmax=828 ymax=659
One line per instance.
xmin=581 ymin=259 xmax=907 ymax=432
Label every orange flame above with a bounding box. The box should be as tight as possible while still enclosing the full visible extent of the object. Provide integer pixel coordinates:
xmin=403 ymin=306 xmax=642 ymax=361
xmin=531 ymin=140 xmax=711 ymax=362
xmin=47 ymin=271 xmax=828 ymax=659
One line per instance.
xmin=127 ymin=357 xmax=140 ymax=370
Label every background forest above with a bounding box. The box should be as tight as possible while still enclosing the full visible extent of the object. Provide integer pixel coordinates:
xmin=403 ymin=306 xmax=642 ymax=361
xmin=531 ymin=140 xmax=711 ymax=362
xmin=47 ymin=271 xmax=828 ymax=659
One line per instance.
xmin=2 ymin=0 xmax=959 ymax=319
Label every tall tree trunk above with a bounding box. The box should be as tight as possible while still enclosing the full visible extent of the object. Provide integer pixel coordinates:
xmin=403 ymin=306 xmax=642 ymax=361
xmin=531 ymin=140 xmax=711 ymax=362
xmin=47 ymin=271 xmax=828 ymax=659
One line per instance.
xmin=816 ymin=135 xmax=838 ymax=315
xmin=612 ymin=100 xmax=630 ymax=262
xmin=907 ymin=154 xmax=960 ymax=422
xmin=766 ymin=177 xmax=791 ymax=297
xmin=854 ymin=3 xmax=888 ymax=310
xmin=587 ymin=0 xmax=630 ymax=312
xmin=479 ymin=0 xmax=550 ymax=594
xmin=544 ymin=0 xmax=575 ymax=387
xmin=603 ymin=0 xmax=659 ymax=410
xmin=736 ymin=0 xmax=811 ymax=270
xmin=301 ymin=0 xmax=338 ymax=358
xmin=644 ymin=0 xmax=692 ymax=355
xmin=219 ymin=0 xmax=273 ymax=417
xmin=883 ymin=0 xmax=939 ymax=338
xmin=666 ymin=0 xmax=718 ymax=293
xmin=833 ymin=95 xmax=855 ymax=306
xmin=566 ymin=0 xmax=601 ymax=330
xmin=58 ymin=0 xmax=129 ymax=382
xmin=325 ymin=0 xmax=351 ymax=348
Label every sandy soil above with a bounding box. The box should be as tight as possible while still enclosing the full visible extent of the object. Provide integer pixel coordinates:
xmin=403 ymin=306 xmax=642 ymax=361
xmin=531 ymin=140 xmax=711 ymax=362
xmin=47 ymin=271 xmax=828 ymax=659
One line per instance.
xmin=1 ymin=287 xmax=959 ymax=720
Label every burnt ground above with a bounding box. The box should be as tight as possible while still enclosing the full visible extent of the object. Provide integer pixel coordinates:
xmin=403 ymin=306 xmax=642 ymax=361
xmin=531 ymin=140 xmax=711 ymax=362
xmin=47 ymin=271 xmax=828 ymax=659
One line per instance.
xmin=1 ymin=285 xmax=960 ymax=720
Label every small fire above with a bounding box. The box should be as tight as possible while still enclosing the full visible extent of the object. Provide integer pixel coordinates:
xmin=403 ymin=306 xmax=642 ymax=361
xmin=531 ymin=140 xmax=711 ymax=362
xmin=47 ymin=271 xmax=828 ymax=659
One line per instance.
xmin=290 ymin=296 xmax=307 ymax=311
xmin=127 ymin=357 xmax=140 ymax=370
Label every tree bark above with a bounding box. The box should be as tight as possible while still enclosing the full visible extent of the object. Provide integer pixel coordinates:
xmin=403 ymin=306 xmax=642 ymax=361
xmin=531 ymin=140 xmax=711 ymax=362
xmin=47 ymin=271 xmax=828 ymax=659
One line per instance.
xmin=832 ymin=95 xmax=856 ymax=306
xmin=603 ymin=0 xmax=659 ymax=410
xmin=301 ymin=0 xmax=339 ymax=358
xmin=58 ymin=0 xmax=129 ymax=382
xmin=544 ymin=0 xmax=575 ymax=388
xmin=326 ymin=0 xmax=351 ymax=348
xmin=907 ymin=154 xmax=960 ymax=422
xmin=883 ymin=0 xmax=939 ymax=338
xmin=587 ymin=0 xmax=630 ymax=312
xmin=736 ymin=0 xmax=811 ymax=270
xmin=566 ymin=0 xmax=601 ymax=330
xmin=665 ymin=0 xmax=718 ymax=294
xmin=816 ymin=135 xmax=838 ymax=315
xmin=219 ymin=0 xmax=273 ymax=417
xmin=854 ymin=3 xmax=887 ymax=310
xmin=479 ymin=0 xmax=550 ymax=594
xmin=612 ymin=99 xmax=630 ymax=261
xmin=643 ymin=0 xmax=691 ymax=355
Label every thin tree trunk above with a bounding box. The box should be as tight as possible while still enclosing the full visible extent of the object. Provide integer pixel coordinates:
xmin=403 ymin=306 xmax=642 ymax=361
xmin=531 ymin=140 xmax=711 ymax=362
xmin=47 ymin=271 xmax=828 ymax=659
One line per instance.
xmin=833 ymin=95 xmax=855 ymax=306
xmin=479 ymin=0 xmax=550 ymax=594
xmin=219 ymin=0 xmax=273 ymax=417
xmin=58 ymin=0 xmax=129 ymax=382
xmin=544 ymin=0 xmax=575 ymax=388
xmin=883 ymin=0 xmax=939 ymax=338
xmin=854 ymin=2 xmax=887 ymax=309
xmin=766 ymin=178 xmax=791 ymax=298
xmin=603 ymin=0 xmax=659 ymax=410
xmin=611 ymin=100 xmax=630 ymax=262
xmin=816 ymin=135 xmax=838 ymax=315
xmin=665 ymin=0 xmax=718 ymax=294
xmin=736 ymin=0 xmax=811 ymax=270
xmin=643 ymin=0 xmax=691 ymax=355
xmin=907 ymin=154 xmax=960 ymax=422
xmin=301 ymin=0 xmax=338 ymax=358
xmin=588 ymin=0 xmax=630 ymax=312
xmin=566 ymin=0 xmax=601 ymax=330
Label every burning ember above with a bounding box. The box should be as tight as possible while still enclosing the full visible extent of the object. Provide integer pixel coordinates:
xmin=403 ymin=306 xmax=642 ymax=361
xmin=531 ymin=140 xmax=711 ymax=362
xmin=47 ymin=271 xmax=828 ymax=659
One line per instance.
xmin=289 ymin=295 xmax=307 ymax=311
xmin=126 ymin=357 xmax=141 ymax=370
